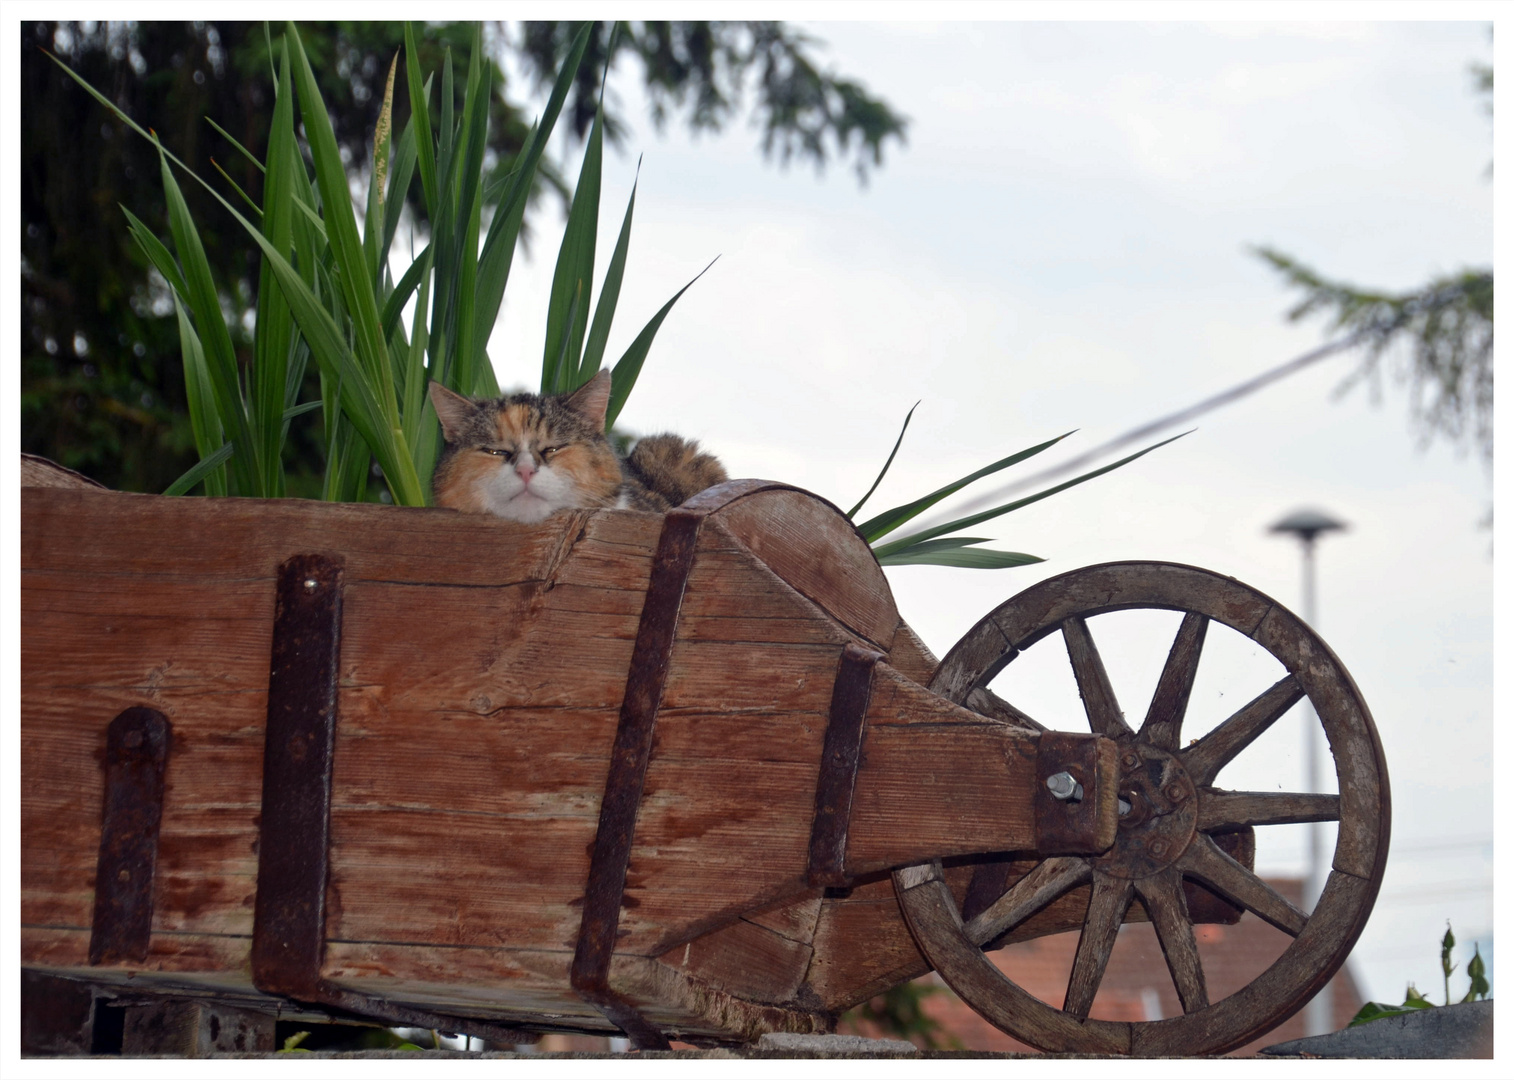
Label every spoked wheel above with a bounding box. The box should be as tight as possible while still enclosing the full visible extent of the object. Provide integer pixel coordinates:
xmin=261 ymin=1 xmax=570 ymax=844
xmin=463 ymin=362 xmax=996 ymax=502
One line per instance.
xmin=894 ymin=562 xmax=1390 ymax=1056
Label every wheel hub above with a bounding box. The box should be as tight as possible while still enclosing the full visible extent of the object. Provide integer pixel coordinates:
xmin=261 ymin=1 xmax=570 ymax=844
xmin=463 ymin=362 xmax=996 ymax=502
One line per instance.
xmin=1094 ymin=742 xmax=1197 ymax=878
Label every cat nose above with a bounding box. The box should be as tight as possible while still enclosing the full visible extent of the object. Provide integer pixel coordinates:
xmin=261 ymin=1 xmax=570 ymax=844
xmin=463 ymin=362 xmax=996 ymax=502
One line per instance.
xmin=515 ymin=458 xmax=537 ymax=482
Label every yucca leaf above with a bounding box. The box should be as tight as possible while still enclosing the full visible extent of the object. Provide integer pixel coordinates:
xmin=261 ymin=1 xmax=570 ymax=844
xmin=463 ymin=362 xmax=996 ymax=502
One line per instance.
xmin=193 ymin=161 xmax=425 ymax=506
xmin=210 ymin=158 xmax=262 ymax=216
xmin=471 ymin=25 xmax=593 ymax=393
xmin=581 ymin=160 xmax=640 ymax=380
xmin=401 ymin=246 xmax=435 ymax=467
xmin=403 ymin=25 xmax=437 ymax=217
xmin=382 ymin=100 xmax=419 ymax=264
xmin=605 ymin=257 xmax=718 ymax=430
xmin=542 ymin=96 xmax=605 ymax=391
xmin=204 ymin=116 xmax=266 ymax=174
xmin=872 ymin=433 xmax=1189 ymax=558
xmin=452 ymin=35 xmax=490 ymax=395
xmin=163 ymin=441 xmax=235 ymax=497
xmin=286 ymin=23 xmax=395 ymax=413
xmin=381 ymin=243 xmax=433 ymax=342
xmin=121 ymin=207 xmax=191 ymax=308
xmin=252 ymin=36 xmax=297 ymax=497
xmin=848 ymin=401 xmax=918 ymax=519
xmin=547 ymin=283 xmax=585 ymax=396
xmin=856 ymin=431 xmax=1073 ymax=543
xmin=876 ymin=544 xmax=1044 ymax=569
xmin=154 ymin=140 xmax=262 ymax=496
xmin=170 ymin=293 xmax=226 ymax=497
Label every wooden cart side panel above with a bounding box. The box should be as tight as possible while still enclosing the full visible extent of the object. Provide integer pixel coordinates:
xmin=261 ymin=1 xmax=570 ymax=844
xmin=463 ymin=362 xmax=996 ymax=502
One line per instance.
xmin=709 ymin=489 xmax=898 ymax=652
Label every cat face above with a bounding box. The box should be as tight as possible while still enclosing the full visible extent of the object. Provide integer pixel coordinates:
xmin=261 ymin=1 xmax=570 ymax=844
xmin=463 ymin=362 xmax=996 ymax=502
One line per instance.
xmin=429 ymin=372 xmax=623 ymax=522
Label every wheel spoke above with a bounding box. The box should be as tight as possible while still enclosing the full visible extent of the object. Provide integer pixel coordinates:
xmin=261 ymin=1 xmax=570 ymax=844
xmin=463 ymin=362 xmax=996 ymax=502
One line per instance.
xmin=1176 ymin=834 xmax=1308 ymax=935
xmin=1197 ymin=790 xmax=1341 ymax=831
xmin=965 ymin=856 xmax=1092 ymax=947
xmin=1138 ymin=612 xmax=1207 ymax=751
xmin=1181 ymin=675 xmax=1304 ymax=786
xmin=1063 ymin=873 xmax=1133 ymax=1019
xmin=965 ymin=686 xmax=1046 ymax=732
xmin=1062 ymin=616 xmax=1131 ymax=738
xmin=1134 ymin=868 xmax=1209 ymax=1014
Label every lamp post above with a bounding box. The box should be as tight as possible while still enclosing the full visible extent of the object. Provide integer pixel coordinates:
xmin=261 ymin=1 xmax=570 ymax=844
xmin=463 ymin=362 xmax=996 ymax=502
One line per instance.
xmin=1269 ymin=507 xmax=1347 ymax=1038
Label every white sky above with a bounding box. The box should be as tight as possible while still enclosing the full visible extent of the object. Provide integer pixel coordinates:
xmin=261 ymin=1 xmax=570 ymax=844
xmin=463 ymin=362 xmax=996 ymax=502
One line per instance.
xmin=491 ymin=18 xmax=1496 ymax=1007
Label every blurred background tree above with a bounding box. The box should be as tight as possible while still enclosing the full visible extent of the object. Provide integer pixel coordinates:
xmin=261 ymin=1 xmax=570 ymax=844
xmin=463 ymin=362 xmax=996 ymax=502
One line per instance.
xmin=20 ymin=20 xmax=907 ymax=492
xmin=1255 ymin=57 xmax=1492 ymax=474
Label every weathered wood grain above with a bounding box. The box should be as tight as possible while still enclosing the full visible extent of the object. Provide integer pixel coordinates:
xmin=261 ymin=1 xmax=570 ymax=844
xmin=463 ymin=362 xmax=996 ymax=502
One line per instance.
xmin=709 ymin=493 xmax=897 ymax=651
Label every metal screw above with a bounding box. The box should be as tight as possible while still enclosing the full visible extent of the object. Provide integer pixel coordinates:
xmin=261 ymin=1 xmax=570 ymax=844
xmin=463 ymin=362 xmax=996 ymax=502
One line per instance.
xmin=1148 ymin=839 xmax=1168 ymax=859
xmin=123 ymin=729 xmax=143 ymax=749
xmin=303 ymin=578 xmax=319 ymax=591
xmin=1046 ymin=772 xmax=1083 ymax=802
xmin=1166 ymin=784 xmax=1186 ymax=802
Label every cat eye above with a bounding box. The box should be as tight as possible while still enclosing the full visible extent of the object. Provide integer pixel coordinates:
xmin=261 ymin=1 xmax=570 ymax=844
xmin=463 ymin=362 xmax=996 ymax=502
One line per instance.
xmin=480 ymin=447 xmax=514 ymax=460
xmin=541 ymin=445 xmax=562 ymax=459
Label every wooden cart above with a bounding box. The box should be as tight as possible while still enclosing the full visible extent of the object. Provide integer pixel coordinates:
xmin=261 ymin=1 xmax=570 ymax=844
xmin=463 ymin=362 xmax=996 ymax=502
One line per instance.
xmin=20 ymin=457 xmax=1389 ymax=1056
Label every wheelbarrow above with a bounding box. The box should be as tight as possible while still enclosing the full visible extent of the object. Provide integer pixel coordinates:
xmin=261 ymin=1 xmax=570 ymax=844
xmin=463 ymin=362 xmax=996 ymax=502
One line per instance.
xmin=20 ymin=456 xmax=1388 ymax=1055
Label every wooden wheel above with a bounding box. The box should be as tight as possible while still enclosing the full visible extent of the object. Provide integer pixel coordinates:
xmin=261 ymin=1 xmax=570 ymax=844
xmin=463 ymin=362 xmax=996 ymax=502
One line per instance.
xmin=894 ymin=561 xmax=1390 ymax=1056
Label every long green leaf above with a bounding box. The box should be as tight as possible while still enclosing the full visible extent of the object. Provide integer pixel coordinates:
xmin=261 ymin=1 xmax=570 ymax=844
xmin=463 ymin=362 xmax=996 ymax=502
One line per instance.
xmin=382 ymin=103 xmax=419 ymax=264
xmin=403 ymin=24 xmax=438 ymax=217
xmin=121 ymin=207 xmax=191 ymax=310
xmin=872 ymin=433 xmax=1190 ymax=557
xmin=285 ymin=22 xmax=418 ymax=502
xmin=252 ymin=36 xmax=297 ymax=497
xmin=155 ymin=140 xmax=262 ymax=495
xmin=877 ymin=545 xmax=1044 ymax=569
xmin=605 ymin=257 xmax=718 ymax=430
xmin=581 ymin=161 xmax=639 ymax=379
xmin=381 ymin=243 xmax=433 ymax=342
xmin=170 ymin=293 xmax=226 ymax=497
xmin=848 ymin=401 xmax=918 ymax=519
xmin=163 ymin=441 xmax=235 ymax=497
xmin=204 ymin=116 xmax=266 ymax=174
xmin=856 ymin=432 xmax=1073 ymax=543
xmin=471 ymin=24 xmax=593 ymax=369
xmin=452 ymin=29 xmax=490 ymax=396
xmin=286 ymin=23 xmax=392 ymax=407
xmin=542 ymin=95 xmax=605 ymax=391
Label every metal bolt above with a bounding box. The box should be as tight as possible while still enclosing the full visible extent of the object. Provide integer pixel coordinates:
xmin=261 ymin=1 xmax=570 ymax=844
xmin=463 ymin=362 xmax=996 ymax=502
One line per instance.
xmin=303 ymin=578 xmax=319 ymax=591
xmin=1046 ymin=771 xmax=1083 ymax=802
xmin=1148 ymin=839 xmax=1168 ymax=859
xmin=1166 ymin=784 xmax=1186 ymax=802
xmin=1122 ymin=752 xmax=1139 ymax=769
xmin=123 ymin=729 xmax=144 ymax=749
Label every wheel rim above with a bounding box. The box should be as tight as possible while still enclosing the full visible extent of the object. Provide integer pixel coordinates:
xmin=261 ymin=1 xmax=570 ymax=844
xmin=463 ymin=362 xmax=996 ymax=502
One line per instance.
xmin=894 ymin=561 xmax=1390 ymax=1056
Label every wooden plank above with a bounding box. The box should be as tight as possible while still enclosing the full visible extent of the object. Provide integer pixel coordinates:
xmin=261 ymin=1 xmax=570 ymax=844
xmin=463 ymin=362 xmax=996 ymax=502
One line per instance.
xmin=709 ymin=493 xmax=897 ymax=651
xmin=22 ymin=486 xmax=578 ymax=588
xmin=657 ymin=917 xmax=814 ymax=1005
xmin=844 ymin=666 xmax=1040 ymax=874
xmin=887 ymin=621 xmax=938 ymax=686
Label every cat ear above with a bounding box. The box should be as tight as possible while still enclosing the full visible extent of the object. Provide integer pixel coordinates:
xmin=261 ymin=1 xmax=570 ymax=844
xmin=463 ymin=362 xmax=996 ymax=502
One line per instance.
xmin=564 ymin=369 xmax=612 ymax=429
xmin=428 ymin=381 xmax=477 ymax=442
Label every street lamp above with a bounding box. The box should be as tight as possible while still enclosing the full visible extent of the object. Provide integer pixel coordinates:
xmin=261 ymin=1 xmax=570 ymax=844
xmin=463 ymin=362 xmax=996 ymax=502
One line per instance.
xmin=1269 ymin=507 xmax=1347 ymax=1038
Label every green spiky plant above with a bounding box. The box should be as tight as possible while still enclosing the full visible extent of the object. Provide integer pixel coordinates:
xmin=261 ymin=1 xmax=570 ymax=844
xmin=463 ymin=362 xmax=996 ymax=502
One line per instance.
xmin=55 ymin=18 xmax=1171 ymax=569
xmin=53 ymin=21 xmax=699 ymax=506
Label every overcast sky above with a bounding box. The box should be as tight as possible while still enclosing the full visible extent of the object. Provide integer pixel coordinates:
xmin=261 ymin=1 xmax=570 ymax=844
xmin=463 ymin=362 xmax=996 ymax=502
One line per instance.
xmin=491 ymin=17 xmax=1496 ymax=1006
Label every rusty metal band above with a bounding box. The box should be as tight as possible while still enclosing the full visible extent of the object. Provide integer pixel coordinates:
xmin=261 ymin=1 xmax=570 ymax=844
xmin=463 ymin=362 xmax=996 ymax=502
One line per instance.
xmin=248 ymin=553 xmax=540 ymax=1046
xmin=569 ymin=509 xmax=705 ymax=1050
xmin=252 ymin=553 xmax=345 ymax=999
xmin=805 ymin=644 xmax=885 ymax=888
xmin=90 ymin=707 xmax=172 ymax=966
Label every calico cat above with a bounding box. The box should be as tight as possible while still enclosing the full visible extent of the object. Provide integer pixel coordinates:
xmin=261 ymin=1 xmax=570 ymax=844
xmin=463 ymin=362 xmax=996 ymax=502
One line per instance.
xmin=428 ymin=370 xmax=726 ymax=522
